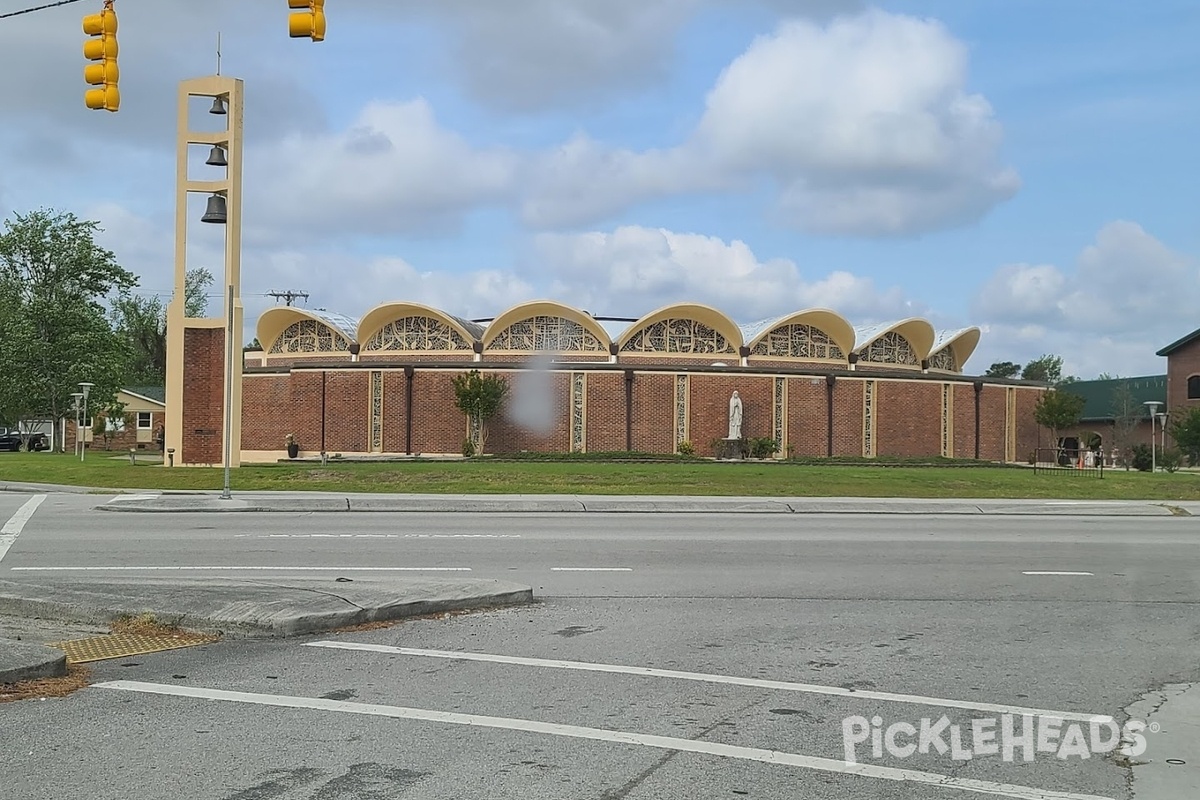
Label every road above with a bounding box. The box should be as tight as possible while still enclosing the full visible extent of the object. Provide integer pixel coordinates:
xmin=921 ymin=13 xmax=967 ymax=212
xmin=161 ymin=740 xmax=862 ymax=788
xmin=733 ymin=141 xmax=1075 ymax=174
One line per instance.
xmin=1 ymin=491 xmax=1198 ymax=799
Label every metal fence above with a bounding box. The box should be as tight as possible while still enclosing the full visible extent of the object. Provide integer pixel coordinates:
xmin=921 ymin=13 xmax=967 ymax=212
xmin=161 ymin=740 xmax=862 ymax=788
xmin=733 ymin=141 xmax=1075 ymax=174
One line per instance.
xmin=1032 ymin=447 xmax=1104 ymax=477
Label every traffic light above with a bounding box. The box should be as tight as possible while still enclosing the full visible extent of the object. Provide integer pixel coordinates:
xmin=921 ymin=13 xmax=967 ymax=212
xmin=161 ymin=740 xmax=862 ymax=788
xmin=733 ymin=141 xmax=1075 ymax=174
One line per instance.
xmin=288 ymin=0 xmax=325 ymax=42
xmin=83 ymin=2 xmax=119 ymax=112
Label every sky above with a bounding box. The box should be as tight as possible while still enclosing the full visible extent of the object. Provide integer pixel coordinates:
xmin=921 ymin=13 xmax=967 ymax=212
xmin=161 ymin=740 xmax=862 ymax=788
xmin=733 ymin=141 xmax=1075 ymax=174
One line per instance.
xmin=2 ymin=0 xmax=1197 ymax=378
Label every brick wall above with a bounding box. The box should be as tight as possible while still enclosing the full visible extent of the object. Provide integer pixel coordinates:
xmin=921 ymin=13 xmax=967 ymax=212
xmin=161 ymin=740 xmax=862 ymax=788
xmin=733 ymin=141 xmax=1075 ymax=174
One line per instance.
xmin=977 ymin=385 xmax=1007 ymax=461
xmin=410 ymin=369 xmax=466 ymax=455
xmin=1015 ymin=387 xmax=1042 ymax=460
xmin=287 ymin=371 xmax=325 ymax=457
xmin=233 ymin=363 xmax=1046 ymax=461
xmin=831 ymin=378 xmax=864 ymax=456
xmin=585 ymin=372 xmax=628 ymax=452
xmin=631 ymin=372 xmax=674 ymax=453
xmin=182 ymin=328 xmax=224 ymax=464
xmin=323 ymin=372 xmax=371 ymax=454
xmin=875 ymin=380 xmax=941 ymax=457
xmin=786 ymin=377 xmax=828 ymax=456
xmin=489 ymin=370 xmax=571 ymax=453
xmin=381 ymin=370 xmax=408 ymax=453
xmin=1167 ymin=339 xmax=1200 ymax=414
xmin=688 ymin=375 xmax=772 ymax=456
xmin=242 ymin=374 xmax=291 ymax=451
xmin=953 ymin=383 xmax=977 ymax=459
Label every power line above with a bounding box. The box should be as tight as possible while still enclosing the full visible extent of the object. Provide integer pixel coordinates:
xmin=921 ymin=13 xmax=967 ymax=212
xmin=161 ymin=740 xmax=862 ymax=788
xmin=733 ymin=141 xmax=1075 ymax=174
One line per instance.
xmin=0 ymin=0 xmax=87 ymax=20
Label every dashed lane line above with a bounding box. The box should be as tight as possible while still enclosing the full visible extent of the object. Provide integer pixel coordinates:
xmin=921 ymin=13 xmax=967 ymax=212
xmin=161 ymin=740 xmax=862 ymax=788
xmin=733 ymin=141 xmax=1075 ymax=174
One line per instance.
xmin=92 ymin=681 xmax=1116 ymax=800
xmin=0 ymin=494 xmax=46 ymax=564
xmin=10 ymin=566 xmax=472 ymax=572
xmin=550 ymin=567 xmax=633 ymax=572
xmin=305 ymin=642 xmax=1110 ymax=724
xmin=1022 ymin=572 xmax=1094 ymax=576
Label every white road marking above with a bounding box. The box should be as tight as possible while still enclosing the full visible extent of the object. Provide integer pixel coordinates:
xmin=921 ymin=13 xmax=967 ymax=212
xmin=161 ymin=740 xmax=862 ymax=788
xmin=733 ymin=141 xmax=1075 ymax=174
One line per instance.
xmin=0 ymin=495 xmax=46 ymax=564
xmin=92 ymin=680 xmax=1116 ymax=800
xmin=1022 ymin=571 xmax=1094 ymax=576
xmin=243 ymin=534 xmax=520 ymax=539
xmin=550 ymin=567 xmax=633 ymax=572
xmin=10 ymin=566 xmax=471 ymax=572
xmin=106 ymin=494 xmax=161 ymax=502
xmin=305 ymin=642 xmax=1111 ymax=724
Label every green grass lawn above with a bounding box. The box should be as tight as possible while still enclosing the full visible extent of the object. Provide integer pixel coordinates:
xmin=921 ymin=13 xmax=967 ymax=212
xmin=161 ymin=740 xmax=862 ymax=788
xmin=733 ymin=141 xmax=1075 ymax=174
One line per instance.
xmin=2 ymin=451 xmax=1199 ymax=500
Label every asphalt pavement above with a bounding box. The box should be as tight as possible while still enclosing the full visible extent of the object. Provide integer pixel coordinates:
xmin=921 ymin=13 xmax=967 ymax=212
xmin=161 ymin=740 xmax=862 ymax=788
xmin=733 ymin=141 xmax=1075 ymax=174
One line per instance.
xmin=0 ymin=491 xmax=1197 ymax=799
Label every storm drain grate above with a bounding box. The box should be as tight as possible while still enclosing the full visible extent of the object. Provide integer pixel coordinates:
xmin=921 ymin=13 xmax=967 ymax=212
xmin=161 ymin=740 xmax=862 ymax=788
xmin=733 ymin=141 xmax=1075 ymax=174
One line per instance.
xmin=48 ymin=632 xmax=219 ymax=664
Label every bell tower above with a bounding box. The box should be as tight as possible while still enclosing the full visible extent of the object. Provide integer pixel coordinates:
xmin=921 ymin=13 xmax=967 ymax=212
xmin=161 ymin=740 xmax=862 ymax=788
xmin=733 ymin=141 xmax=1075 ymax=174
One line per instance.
xmin=164 ymin=76 xmax=244 ymax=467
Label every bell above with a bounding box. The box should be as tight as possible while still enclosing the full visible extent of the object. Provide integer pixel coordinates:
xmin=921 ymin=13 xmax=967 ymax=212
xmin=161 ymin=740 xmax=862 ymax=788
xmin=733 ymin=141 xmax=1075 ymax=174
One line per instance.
xmin=209 ymin=95 xmax=227 ymax=115
xmin=200 ymin=194 xmax=227 ymax=224
xmin=205 ymin=145 xmax=228 ymax=167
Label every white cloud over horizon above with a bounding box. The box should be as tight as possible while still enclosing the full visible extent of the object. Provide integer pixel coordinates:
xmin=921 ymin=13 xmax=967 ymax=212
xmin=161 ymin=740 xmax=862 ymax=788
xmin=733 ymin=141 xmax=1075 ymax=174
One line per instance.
xmin=226 ymin=9 xmax=1020 ymax=242
xmin=970 ymin=221 xmax=1200 ymax=377
xmin=88 ymin=185 xmax=1197 ymax=379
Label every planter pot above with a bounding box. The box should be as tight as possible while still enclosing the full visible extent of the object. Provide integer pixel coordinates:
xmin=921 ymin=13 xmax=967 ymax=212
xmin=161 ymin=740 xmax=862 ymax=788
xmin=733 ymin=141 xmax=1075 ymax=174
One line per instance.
xmin=287 ymin=444 xmax=299 ymax=459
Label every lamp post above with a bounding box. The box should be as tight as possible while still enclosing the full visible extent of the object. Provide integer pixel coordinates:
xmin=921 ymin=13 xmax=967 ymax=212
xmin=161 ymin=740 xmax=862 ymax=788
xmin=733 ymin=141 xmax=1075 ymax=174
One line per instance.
xmin=78 ymin=382 xmax=94 ymax=462
xmin=1158 ymin=413 xmax=1168 ymax=451
xmin=69 ymin=392 xmax=83 ymax=457
xmin=1144 ymin=401 xmax=1162 ymax=472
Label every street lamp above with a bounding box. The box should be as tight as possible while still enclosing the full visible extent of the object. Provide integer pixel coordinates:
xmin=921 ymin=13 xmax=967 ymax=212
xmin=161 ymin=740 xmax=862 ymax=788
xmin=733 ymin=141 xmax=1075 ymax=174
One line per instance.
xmin=1158 ymin=413 xmax=1168 ymax=451
xmin=69 ymin=392 xmax=83 ymax=457
xmin=1144 ymin=401 xmax=1162 ymax=472
xmin=79 ymin=382 xmax=94 ymax=462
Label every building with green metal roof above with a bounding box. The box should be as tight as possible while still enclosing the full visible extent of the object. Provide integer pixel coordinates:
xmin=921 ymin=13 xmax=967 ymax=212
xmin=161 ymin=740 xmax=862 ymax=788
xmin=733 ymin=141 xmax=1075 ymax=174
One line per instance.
xmin=1062 ymin=375 xmax=1166 ymax=422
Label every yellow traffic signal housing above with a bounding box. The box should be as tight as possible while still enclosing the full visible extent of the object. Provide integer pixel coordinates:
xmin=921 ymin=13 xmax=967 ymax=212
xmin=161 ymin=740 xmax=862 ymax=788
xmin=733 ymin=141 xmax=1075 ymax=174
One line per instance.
xmin=288 ymin=0 xmax=325 ymax=42
xmin=83 ymin=4 xmax=119 ymax=111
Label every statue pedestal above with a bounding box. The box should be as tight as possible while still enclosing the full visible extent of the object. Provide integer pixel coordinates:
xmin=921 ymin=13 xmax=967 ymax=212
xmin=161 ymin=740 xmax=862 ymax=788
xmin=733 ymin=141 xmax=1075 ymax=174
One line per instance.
xmin=715 ymin=438 xmax=743 ymax=460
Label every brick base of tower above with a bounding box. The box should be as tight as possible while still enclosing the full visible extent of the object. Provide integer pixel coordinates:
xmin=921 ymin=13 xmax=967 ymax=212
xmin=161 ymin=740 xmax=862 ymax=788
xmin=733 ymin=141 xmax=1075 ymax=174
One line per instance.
xmin=181 ymin=327 xmax=225 ymax=465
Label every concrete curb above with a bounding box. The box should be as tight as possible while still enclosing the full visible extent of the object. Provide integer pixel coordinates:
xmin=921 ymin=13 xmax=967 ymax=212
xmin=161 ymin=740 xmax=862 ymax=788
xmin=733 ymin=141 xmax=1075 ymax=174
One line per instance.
xmin=0 ymin=638 xmax=68 ymax=684
xmin=91 ymin=495 xmax=1188 ymax=516
xmin=0 ymin=577 xmax=535 ymax=639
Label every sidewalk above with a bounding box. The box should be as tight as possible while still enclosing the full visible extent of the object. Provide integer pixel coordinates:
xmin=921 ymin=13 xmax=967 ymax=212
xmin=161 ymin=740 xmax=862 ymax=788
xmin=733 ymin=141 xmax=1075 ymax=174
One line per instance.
xmin=90 ymin=490 xmax=1194 ymax=516
xmin=2 ymin=480 xmax=1193 ymax=515
xmin=0 ymin=574 xmax=534 ymax=687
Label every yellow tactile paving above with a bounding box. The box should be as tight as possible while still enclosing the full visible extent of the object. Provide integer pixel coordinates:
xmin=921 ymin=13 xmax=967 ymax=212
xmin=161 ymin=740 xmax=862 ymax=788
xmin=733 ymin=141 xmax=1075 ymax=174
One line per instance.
xmin=48 ymin=632 xmax=219 ymax=664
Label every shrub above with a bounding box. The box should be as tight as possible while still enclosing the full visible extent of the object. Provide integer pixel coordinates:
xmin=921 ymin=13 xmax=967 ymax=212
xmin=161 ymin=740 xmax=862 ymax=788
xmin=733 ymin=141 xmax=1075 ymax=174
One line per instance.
xmin=1130 ymin=444 xmax=1153 ymax=472
xmin=677 ymin=440 xmax=695 ymax=456
xmin=461 ymin=437 xmax=476 ymax=457
xmin=749 ymin=437 xmax=780 ymax=459
xmin=1159 ymin=448 xmax=1182 ymax=473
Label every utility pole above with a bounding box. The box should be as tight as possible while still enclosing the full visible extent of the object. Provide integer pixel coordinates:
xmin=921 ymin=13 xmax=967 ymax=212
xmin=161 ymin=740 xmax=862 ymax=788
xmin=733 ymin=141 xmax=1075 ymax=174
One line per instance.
xmin=267 ymin=290 xmax=309 ymax=307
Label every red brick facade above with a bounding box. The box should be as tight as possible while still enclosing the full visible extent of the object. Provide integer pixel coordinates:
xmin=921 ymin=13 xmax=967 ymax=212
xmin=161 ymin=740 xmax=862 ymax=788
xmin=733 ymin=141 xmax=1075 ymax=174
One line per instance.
xmin=223 ymin=360 xmax=1046 ymax=462
xmin=182 ymin=328 xmax=225 ymax=465
xmin=1165 ymin=338 xmax=1200 ymax=417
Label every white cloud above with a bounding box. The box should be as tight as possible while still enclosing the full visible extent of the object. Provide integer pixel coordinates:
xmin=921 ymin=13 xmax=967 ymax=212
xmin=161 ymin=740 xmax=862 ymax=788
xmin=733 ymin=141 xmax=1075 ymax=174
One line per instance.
xmin=530 ymin=225 xmax=918 ymax=321
xmin=971 ymin=221 xmax=1200 ymax=377
xmin=247 ymin=100 xmax=519 ymax=239
xmin=397 ymin=0 xmax=862 ymax=112
xmin=521 ymin=10 xmax=1019 ymax=235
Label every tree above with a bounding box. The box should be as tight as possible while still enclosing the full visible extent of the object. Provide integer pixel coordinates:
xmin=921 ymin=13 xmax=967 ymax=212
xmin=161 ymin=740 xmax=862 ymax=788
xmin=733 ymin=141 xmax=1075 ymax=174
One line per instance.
xmin=1169 ymin=406 xmax=1200 ymax=466
xmin=184 ymin=268 xmax=214 ymax=317
xmin=1021 ymin=354 xmax=1078 ymax=386
xmin=1033 ymin=389 xmax=1086 ymax=451
xmin=1109 ymin=381 xmax=1141 ymax=470
xmin=0 ymin=209 xmax=136 ymax=451
xmin=452 ymin=370 xmax=509 ymax=455
xmin=112 ymin=267 xmax=214 ymax=386
xmin=1021 ymin=354 xmax=1062 ymax=384
xmin=93 ymin=399 xmax=131 ymax=451
xmin=985 ymin=361 xmax=1021 ymax=379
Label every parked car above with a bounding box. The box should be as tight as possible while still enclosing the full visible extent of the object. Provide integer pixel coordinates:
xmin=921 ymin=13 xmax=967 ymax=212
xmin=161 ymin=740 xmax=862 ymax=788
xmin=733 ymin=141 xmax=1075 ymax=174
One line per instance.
xmin=0 ymin=428 xmax=49 ymax=452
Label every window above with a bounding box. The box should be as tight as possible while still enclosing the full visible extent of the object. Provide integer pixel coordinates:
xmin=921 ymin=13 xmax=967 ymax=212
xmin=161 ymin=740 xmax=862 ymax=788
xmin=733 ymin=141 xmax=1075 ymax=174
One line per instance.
xmin=138 ymin=412 xmax=152 ymax=429
xmin=1188 ymin=375 xmax=1200 ymax=399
